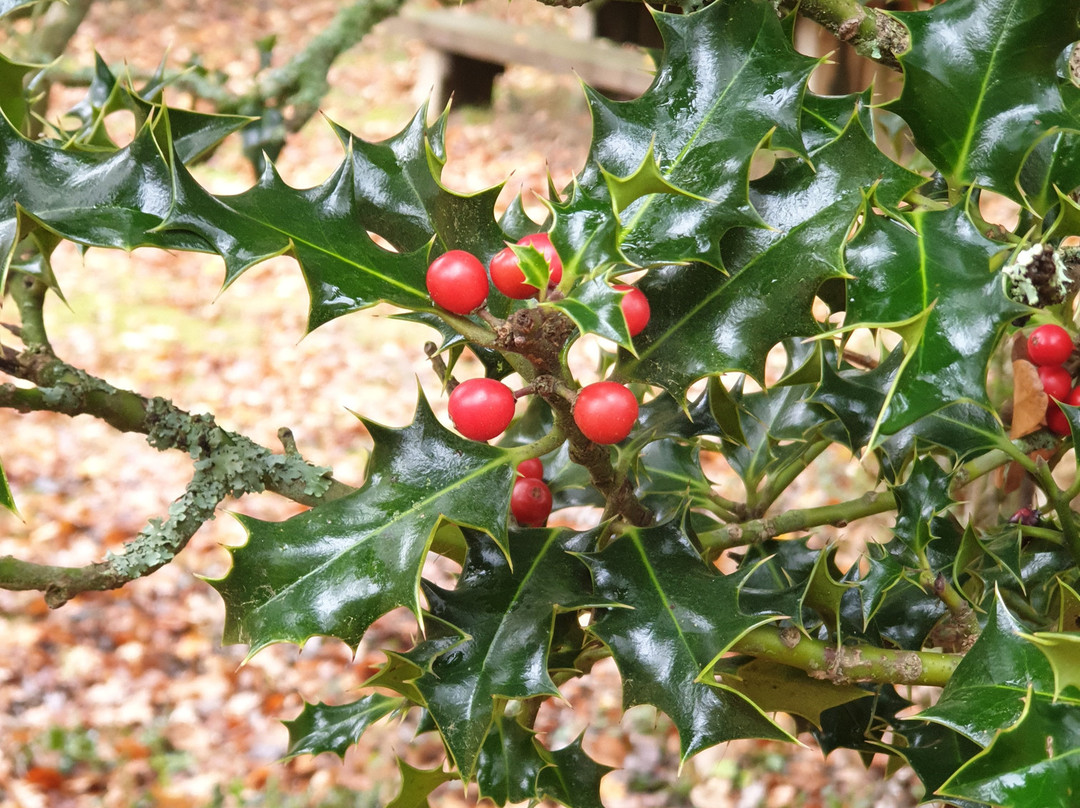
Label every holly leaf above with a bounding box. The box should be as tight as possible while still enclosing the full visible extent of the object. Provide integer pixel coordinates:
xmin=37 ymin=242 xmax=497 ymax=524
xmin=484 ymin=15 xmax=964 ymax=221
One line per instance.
xmin=0 ymin=110 xmax=212 ymax=288
xmin=0 ymin=456 xmax=15 ymax=514
xmin=476 ymin=712 xmax=547 ymax=806
xmin=619 ymin=113 xmax=922 ymax=395
xmin=890 ymin=456 xmax=956 ymax=557
xmin=889 ymin=0 xmax=1080 ymax=201
xmin=585 ymin=521 xmax=790 ymax=760
xmin=0 ymin=54 xmax=35 ymax=136
xmin=163 ymin=109 xmax=506 ymax=331
xmin=403 ymin=528 xmax=608 ymax=780
xmin=535 ymin=736 xmax=612 ymax=808
xmin=0 ymin=0 xmax=41 ymax=19
xmin=842 ymin=205 xmax=1027 ymax=439
xmin=209 ymin=392 xmax=516 ymax=654
xmin=893 ymin=719 xmax=982 ymax=806
xmin=557 ymin=0 xmax=819 ymax=271
xmin=919 ymin=591 xmax=1054 ymax=746
xmin=283 ymin=694 xmax=404 ymax=760
xmin=719 ymin=658 xmax=871 ymax=728
xmin=386 ymin=759 xmax=457 ymax=808
xmin=939 ymin=691 xmax=1080 ymax=808
xmin=1023 ymin=633 xmax=1080 ymax=700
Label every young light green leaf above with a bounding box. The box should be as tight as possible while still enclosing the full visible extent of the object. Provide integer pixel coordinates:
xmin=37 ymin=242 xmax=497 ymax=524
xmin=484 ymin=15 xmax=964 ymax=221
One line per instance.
xmin=1023 ymin=633 xmax=1080 ymax=700
xmin=386 ymin=759 xmax=457 ymax=808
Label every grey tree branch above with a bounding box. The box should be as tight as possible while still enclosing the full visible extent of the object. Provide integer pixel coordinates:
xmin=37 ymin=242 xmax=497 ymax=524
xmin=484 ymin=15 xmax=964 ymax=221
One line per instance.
xmin=1 ymin=278 xmax=357 ymax=606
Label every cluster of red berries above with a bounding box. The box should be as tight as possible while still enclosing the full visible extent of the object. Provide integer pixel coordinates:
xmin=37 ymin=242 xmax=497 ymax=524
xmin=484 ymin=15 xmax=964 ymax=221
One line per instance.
xmin=424 ymin=234 xmax=651 ymax=337
xmin=1028 ymin=324 xmax=1079 ymax=435
xmin=512 ymin=458 xmax=552 ymax=527
xmin=446 ymin=377 xmax=640 ymax=446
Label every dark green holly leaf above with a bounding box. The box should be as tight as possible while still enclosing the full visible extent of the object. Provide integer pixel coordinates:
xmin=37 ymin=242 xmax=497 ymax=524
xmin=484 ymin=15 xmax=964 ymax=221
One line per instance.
xmin=920 ymin=592 xmax=1054 ymax=746
xmin=891 ymin=456 xmax=956 ymax=556
xmin=855 ymin=543 xmax=905 ymax=629
xmin=620 ymin=112 xmax=921 ymax=396
xmin=0 ymin=456 xmax=15 ymax=514
xmin=893 ymin=719 xmax=982 ymax=805
xmin=209 ymin=393 xmax=516 ymax=654
xmin=634 ymin=440 xmax=715 ymax=524
xmin=404 ymin=529 xmax=608 ymax=779
xmin=586 ymin=522 xmax=790 ymax=760
xmin=889 ymin=0 xmax=1080 ymax=202
xmin=535 ymin=736 xmax=612 ymax=808
xmin=546 ymin=275 xmax=631 ymax=345
xmin=940 ymin=692 xmax=1080 ymax=808
xmin=0 ymin=111 xmax=212 ymax=282
xmin=800 ymin=89 xmax=875 ymax=155
xmin=812 ymin=684 xmax=912 ymax=757
xmin=568 ymin=0 xmax=819 ymax=269
xmin=843 ymin=206 xmax=1026 ymax=439
xmin=386 ymin=759 xmax=457 ymax=808
xmin=283 ymin=694 xmax=404 ymax=760
xmin=476 ymin=712 xmax=547 ymax=806
xmin=164 ymin=110 xmax=506 ymax=330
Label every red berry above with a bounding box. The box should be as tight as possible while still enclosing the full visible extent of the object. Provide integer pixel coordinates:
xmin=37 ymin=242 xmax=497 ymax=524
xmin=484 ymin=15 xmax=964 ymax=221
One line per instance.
xmin=511 ymin=477 xmax=553 ymax=527
xmin=614 ymin=284 xmax=650 ymax=337
xmin=426 ymin=250 xmax=489 ymax=314
xmin=1027 ymin=324 xmax=1075 ymax=367
xmin=1046 ymin=385 xmax=1080 ymax=436
xmin=573 ymin=381 xmax=639 ymax=445
xmin=1039 ymin=365 xmax=1072 ymax=400
xmin=516 ymin=458 xmax=544 ymax=480
xmin=448 ymin=378 xmax=516 ymax=441
xmin=489 ymin=233 xmax=562 ymax=299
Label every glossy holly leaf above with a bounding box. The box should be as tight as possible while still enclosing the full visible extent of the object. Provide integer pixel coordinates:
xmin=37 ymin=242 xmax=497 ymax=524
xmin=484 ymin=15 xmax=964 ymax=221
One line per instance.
xmin=283 ymin=694 xmax=404 ymax=760
xmin=403 ymin=529 xmax=608 ymax=779
xmin=893 ymin=719 xmax=982 ymax=806
xmin=889 ymin=0 xmax=1080 ymax=202
xmin=163 ymin=109 xmax=506 ymax=330
xmin=890 ymin=456 xmax=956 ymax=557
xmin=619 ymin=114 xmax=922 ymax=396
xmin=940 ymin=692 xmax=1080 ymax=808
xmin=0 ymin=54 xmax=35 ymax=136
xmin=719 ymin=659 xmax=871 ymax=728
xmin=535 ymin=736 xmax=612 ymax=808
xmin=920 ymin=592 xmax=1054 ymax=746
xmin=0 ymin=456 xmax=15 ymax=514
xmin=855 ymin=544 xmax=905 ymax=629
xmin=557 ymin=0 xmax=818 ymax=271
xmin=57 ymin=54 xmax=250 ymax=162
xmin=586 ymin=522 xmax=790 ymax=760
xmin=476 ymin=712 xmax=547 ymax=806
xmin=1023 ymin=633 xmax=1080 ymax=700
xmin=386 ymin=759 xmax=457 ymax=808
xmin=209 ymin=392 xmax=516 ymax=655
xmin=800 ymin=89 xmax=875 ymax=155
xmin=546 ymin=274 xmax=631 ymax=346
xmin=843 ymin=206 xmax=1027 ymax=439
xmin=0 ymin=110 xmax=212 ymax=283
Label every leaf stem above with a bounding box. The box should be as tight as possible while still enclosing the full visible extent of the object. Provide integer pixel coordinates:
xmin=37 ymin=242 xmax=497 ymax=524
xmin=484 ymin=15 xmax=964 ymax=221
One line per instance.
xmin=696 ymin=489 xmax=896 ymax=552
xmin=755 ymin=438 xmax=830 ymax=514
xmin=731 ymin=625 xmax=959 ymax=687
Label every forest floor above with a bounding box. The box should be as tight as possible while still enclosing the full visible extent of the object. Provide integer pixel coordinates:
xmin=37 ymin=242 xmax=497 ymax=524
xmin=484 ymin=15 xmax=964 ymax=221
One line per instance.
xmin=2 ymin=1 xmax=931 ymax=806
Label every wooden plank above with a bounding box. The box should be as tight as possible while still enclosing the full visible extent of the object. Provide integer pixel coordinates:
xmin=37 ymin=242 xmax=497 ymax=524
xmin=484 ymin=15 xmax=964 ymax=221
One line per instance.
xmin=387 ymin=9 xmax=656 ymax=97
